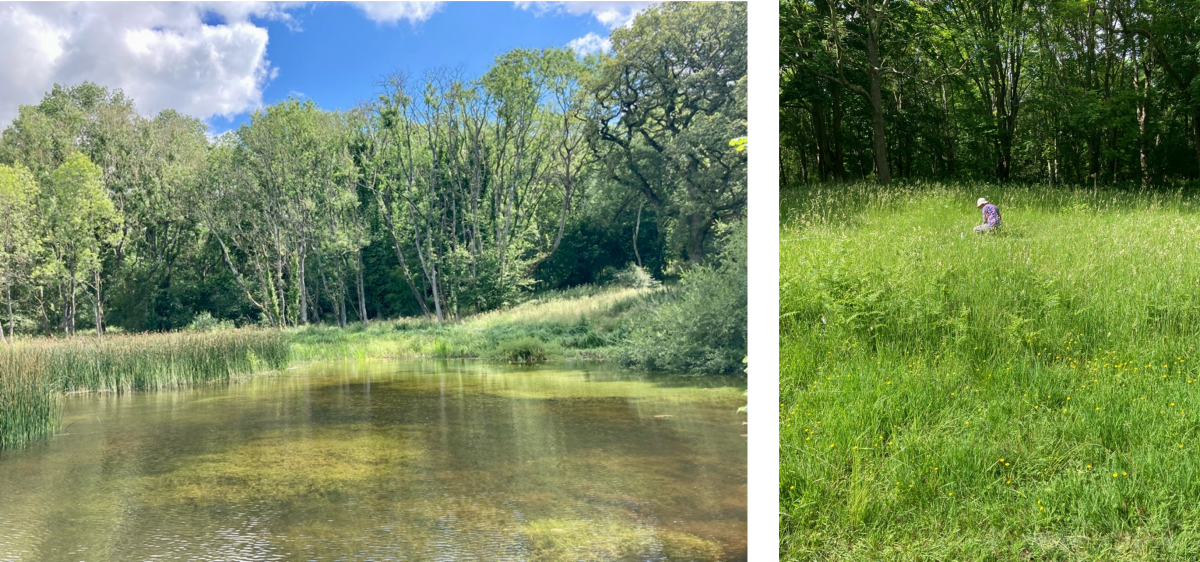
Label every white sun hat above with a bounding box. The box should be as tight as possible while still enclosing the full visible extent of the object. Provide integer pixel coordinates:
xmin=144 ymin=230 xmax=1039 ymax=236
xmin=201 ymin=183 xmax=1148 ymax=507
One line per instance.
xmin=977 ymin=198 xmax=988 ymax=207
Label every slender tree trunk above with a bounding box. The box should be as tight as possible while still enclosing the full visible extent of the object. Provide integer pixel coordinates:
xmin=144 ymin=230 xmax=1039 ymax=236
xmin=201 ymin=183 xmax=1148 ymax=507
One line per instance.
xmin=812 ymin=102 xmax=829 ymax=181
xmin=832 ymin=85 xmax=846 ymax=180
xmin=294 ymin=246 xmax=304 ymax=324
xmin=298 ymin=246 xmax=308 ymax=325
xmin=1137 ymin=70 xmax=1148 ymax=185
xmin=0 ymin=284 xmax=7 ymax=344
xmin=6 ymin=283 xmax=13 ymax=344
xmin=94 ymin=269 xmax=103 ymax=338
xmin=69 ymin=279 xmax=76 ymax=336
xmin=339 ymin=276 xmax=348 ymax=328
xmin=38 ymin=286 xmax=49 ymax=337
xmin=422 ymin=224 xmax=444 ymax=323
xmin=319 ymin=265 xmax=333 ymax=326
xmin=369 ymin=188 xmax=431 ymax=318
xmin=633 ymin=200 xmax=644 ymax=268
xmin=355 ymin=249 xmax=368 ymax=325
xmin=58 ymin=281 xmax=67 ymax=335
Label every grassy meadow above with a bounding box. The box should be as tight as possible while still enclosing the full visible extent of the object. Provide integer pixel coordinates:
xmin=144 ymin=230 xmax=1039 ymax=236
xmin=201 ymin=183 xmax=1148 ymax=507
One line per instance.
xmin=287 ymin=285 xmax=651 ymax=363
xmin=781 ymin=182 xmax=1200 ymax=560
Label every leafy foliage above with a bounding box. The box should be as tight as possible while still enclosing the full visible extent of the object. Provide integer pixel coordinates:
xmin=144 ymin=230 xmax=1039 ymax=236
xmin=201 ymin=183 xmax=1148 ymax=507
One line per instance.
xmin=618 ymin=222 xmax=747 ymax=375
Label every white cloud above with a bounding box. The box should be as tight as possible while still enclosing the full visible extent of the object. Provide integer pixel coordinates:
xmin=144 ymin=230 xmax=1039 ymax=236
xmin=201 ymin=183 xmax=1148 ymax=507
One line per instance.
xmin=352 ymin=1 xmax=444 ymax=25
xmin=0 ymin=2 xmax=304 ymax=128
xmin=566 ymin=32 xmax=611 ymax=56
xmin=0 ymin=2 xmax=454 ymax=129
xmin=514 ymin=1 xmax=656 ymax=29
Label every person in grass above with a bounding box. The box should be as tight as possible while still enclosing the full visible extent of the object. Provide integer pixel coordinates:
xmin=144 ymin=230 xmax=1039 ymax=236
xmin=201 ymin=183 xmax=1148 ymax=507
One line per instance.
xmin=974 ymin=197 xmax=1002 ymax=234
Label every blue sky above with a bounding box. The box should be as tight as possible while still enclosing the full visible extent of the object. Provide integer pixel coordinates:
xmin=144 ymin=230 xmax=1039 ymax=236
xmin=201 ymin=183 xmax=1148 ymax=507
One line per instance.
xmin=0 ymin=2 xmax=653 ymax=132
xmin=210 ymin=2 xmax=623 ymax=132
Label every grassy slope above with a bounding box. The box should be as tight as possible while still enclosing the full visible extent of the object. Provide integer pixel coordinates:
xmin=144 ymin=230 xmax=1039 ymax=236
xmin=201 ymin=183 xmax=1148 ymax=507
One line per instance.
xmin=288 ymin=285 xmax=651 ymax=362
xmin=781 ymin=183 xmax=1200 ymax=561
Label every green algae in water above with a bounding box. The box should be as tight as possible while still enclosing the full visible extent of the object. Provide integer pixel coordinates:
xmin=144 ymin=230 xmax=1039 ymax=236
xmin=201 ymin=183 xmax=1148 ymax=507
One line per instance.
xmin=0 ymin=361 xmax=746 ymax=561
xmin=146 ymin=427 xmax=425 ymax=505
xmin=523 ymin=518 xmax=725 ymax=562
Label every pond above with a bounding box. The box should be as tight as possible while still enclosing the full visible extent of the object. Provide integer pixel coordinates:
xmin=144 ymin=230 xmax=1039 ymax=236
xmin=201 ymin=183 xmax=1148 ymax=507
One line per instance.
xmin=0 ymin=361 xmax=747 ymax=561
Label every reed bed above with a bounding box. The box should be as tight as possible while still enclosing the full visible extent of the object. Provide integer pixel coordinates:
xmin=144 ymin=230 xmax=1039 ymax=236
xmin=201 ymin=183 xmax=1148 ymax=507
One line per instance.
xmin=33 ymin=330 xmax=290 ymax=394
xmin=781 ymin=182 xmax=1200 ymax=560
xmin=0 ymin=351 xmax=59 ymax=451
xmin=0 ymin=329 xmax=288 ymax=451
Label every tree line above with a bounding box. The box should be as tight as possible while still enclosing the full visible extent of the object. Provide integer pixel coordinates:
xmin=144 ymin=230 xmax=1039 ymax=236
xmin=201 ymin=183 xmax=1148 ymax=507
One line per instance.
xmin=782 ymin=0 xmax=1199 ymax=186
xmin=0 ymin=1 xmax=746 ymax=339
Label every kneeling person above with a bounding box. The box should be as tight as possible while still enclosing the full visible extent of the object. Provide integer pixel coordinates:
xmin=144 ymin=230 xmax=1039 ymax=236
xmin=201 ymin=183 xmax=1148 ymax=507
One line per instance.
xmin=975 ymin=198 xmax=1001 ymax=233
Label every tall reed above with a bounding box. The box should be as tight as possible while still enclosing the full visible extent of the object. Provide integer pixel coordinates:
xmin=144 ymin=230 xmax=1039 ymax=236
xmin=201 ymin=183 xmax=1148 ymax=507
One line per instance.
xmin=0 ymin=329 xmax=288 ymax=450
xmin=0 ymin=351 xmax=59 ymax=451
xmin=36 ymin=329 xmax=290 ymax=393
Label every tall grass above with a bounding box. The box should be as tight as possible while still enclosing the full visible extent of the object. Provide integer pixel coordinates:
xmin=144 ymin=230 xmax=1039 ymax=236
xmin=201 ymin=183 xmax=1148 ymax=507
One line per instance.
xmin=39 ymin=330 xmax=291 ymax=393
xmin=287 ymin=286 xmax=651 ymax=363
xmin=781 ymin=182 xmax=1200 ymax=560
xmin=0 ymin=329 xmax=288 ymax=450
xmin=0 ymin=352 xmax=59 ymax=451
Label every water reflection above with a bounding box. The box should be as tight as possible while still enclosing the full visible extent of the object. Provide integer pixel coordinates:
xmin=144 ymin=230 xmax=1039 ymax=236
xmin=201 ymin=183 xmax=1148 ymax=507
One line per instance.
xmin=0 ymin=361 xmax=747 ymax=561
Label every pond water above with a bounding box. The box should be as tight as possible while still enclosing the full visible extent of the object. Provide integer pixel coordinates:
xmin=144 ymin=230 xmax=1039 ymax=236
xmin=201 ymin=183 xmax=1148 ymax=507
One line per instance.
xmin=0 ymin=361 xmax=747 ymax=561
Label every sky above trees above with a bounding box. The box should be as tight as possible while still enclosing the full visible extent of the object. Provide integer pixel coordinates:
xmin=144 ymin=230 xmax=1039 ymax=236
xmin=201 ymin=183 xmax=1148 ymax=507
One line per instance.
xmin=0 ymin=1 xmax=655 ymax=133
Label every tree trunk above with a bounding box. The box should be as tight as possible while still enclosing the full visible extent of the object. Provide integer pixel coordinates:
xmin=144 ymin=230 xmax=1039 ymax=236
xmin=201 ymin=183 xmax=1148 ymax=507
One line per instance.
xmin=812 ymin=102 xmax=830 ymax=181
xmin=94 ymin=269 xmax=103 ymax=338
xmin=298 ymin=248 xmax=308 ymax=325
xmin=633 ymin=200 xmax=644 ymax=268
xmin=339 ymin=276 xmax=348 ymax=328
xmin=1192 ymin=106 xmax=1200 ymax=178
xmin=5 ymin=283 xmax=13 ymax=344
xmin=370 ymin=188 xmax=431 ymax=319
xmin=38 ymin=286 xmax=50 ymax=337
xmin=832 ymin=85 xmax=846 ymax=180
xmin=866 ymin=18 xmax=892 ymax=184
xmin=320 ymin=265 xmax=334 ymax=326
xmin=58 ymin=281 xmax=67 ymax=335
xmin=355 ymin=249 xmax=368 ymax=326
xmin=685 ymin=213 xmax=712 ymax=265
xmin=1137 ymin=67 xmax=1148 ymax=185
xmin=69 ymin=281 xmax=76 ymax=336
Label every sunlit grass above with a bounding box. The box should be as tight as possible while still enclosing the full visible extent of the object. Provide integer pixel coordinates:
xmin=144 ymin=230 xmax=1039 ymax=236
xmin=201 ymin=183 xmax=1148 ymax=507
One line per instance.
xmin=781 ymin=181 xmax=1200 ymax=560
xmin=287 ymin=286 xmax=652 ymax=363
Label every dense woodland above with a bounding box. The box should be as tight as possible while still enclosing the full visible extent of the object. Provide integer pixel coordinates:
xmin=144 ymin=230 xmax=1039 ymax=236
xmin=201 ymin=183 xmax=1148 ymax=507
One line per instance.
xmin=0 ymin=2 xmax=747 ymax=339
xmin=782 ymin=0 xmax=1200 ymax=185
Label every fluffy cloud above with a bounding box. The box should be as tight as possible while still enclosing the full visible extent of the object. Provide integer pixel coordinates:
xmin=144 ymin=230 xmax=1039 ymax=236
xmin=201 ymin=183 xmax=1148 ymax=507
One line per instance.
xmin=0 ymin=2 xmax=450 ymax=127
xmin=0 ymin=2 xmax=304 ymax=127
xmin=566 ymin=32 xmax=612 ymax=56
xmin=514 ymin=1 xmax=656 ymax=29
xmin=352 ymin=1 xmax=444 ymax=25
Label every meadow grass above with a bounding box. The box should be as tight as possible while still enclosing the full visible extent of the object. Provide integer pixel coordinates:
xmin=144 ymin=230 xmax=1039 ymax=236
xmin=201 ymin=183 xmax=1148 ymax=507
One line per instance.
xmin=0 ymin=329 xmax=288 ymax=450
xmin=780 ymin=182 xmax=1200 ymax=560
xmin=287 ymin=286 xmax=650 ymax=363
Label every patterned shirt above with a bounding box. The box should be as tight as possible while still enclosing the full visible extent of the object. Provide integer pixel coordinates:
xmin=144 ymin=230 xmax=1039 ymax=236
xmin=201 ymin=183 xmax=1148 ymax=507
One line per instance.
xmin=981 ymin=203 xmax=1001 ymax=227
